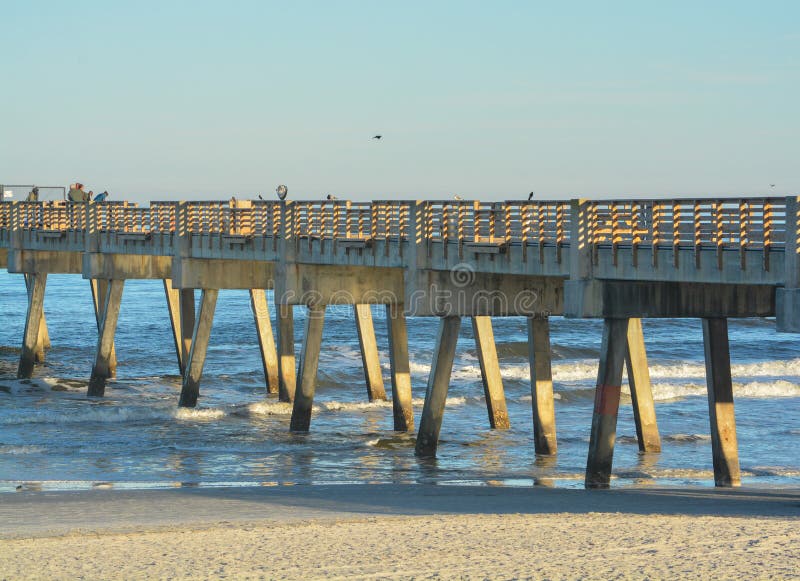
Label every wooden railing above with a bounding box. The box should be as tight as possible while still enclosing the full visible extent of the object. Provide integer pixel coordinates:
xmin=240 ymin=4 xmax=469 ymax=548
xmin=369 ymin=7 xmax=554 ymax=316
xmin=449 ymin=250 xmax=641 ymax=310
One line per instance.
xmin=1 ymin=198 xmax=796 ymax=271
xmin=90 ymin=202 xmax=178 ymax=234
xmin=11 ymin=201 xmax=89 ymax=231
xmin=586 ymin=199 xmax=785 ymax=268
xmin=183 ymin=201 xmax=282 ymax=238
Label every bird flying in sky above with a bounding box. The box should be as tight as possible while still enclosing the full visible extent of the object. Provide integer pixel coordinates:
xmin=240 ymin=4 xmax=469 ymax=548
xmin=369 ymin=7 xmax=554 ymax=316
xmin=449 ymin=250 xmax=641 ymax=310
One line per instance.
xmin=258 ymin=194 xmax=263 ymax=200
xmin=276 ymin=185 xmax=288 ymax=201
xmin=373 ymin=135 xmax=382 ymax=140
xmin=326 ymin=194 xmax=338 ymax=200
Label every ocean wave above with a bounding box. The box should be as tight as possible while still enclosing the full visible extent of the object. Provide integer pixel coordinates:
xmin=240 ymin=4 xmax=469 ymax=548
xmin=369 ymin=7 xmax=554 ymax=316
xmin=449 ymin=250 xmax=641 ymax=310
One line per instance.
xmin=663 ymin=433 xmax=712 ymax=443
xmin=174 ymin=408 xmax=226 ymax=421
xmin=0 ymin=445 xmax=45 ymax=455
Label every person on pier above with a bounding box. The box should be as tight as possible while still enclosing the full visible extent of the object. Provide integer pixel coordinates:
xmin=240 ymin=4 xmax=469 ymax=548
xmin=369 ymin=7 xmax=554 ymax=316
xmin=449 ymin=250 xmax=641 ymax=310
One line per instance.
xmin=25 ymin=186 xmax=39 ymax=201
xmin=93 ymin=190 xmax=109 ymax=202
xmin=68 ymin=183 xmax=90 ymax=201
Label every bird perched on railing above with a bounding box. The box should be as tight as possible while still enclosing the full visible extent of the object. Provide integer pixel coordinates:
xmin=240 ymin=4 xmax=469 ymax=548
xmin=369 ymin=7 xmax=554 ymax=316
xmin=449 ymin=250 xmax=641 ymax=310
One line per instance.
xmin=326 ymin=194 xmax=338 ymax=200
xmin=453 ymin=195 xmax=463 ymax=201
xmin=276 ymin=185 xmax=288 ymax=201
xmin=528 ymin=192 xmax=535 ymax=201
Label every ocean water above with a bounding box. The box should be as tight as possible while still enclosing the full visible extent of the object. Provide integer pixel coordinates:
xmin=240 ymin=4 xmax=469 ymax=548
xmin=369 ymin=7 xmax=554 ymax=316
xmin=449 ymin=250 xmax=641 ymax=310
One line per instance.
xmin=0 ymin=271 xmax=798 ymax=492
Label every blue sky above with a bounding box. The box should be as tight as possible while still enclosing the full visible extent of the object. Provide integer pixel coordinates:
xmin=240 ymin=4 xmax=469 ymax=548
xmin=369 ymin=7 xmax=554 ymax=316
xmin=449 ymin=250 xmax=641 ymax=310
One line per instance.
xmin=1 ymin=1 xmax=798 ymax=201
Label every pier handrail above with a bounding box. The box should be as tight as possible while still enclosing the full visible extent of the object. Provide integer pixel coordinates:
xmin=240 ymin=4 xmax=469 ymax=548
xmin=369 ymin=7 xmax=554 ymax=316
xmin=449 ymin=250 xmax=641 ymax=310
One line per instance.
xmin=1 ymin=198 xmax=795 ymax=265
xmin=584 ymin=198 xmax=785 ymax=268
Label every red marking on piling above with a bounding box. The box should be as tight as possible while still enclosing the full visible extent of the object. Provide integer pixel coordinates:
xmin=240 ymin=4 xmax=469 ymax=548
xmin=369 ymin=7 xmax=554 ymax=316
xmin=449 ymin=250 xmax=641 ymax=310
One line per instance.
xmin=594 ymin=384 xmax=622 ymax=415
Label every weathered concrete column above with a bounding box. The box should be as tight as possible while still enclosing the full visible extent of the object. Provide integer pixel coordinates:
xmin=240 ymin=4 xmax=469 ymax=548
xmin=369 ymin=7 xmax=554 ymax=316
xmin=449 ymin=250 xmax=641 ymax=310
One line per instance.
xmin=702 ymin=318 xmax=741 ymax=487
xmin=88 ymin=280 xmax=125 ymax=396
xmin=179 ymin=289 xmax=218 ymax=408
xmin=354 ymin=304 xmax=387 ymax=402
xmin=24 ymin=274 xmax=50 ymax=362
xmin=178 ymin=289 xmax=195 ymax=373
xmin=17 ymin=273 xmax=47 ymax=379
xmin=290 ymin=305 xmax=326 ymax=432
xmin=527 ymin=317 xmax=557 ymax=455
xmin=277 ymin=303 xmax=297 ymax=403
xmin=90 ymin=279 xmax=117 ymax=378
xmin=585 ymin=317 xmax=629 ymax=489
xmin=625 ymin=318 xmax=661 ymax=453
xmin=250 ymin=289 xmax=279 ymax=395
xmin=415 ymin=316 xmax=461 ymax=457
xmin=471 ymin=316 xmax=510 ymax=429
xmin=163 ymin=281 xmax=195 ymax=375
xmin=385 ymin=304 xmax=414 ymax=431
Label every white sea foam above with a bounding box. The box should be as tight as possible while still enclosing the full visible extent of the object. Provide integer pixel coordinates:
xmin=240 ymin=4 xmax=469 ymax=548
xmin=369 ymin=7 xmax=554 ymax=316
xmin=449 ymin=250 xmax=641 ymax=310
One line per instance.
xmin=0 ymin=406 xmax=173 ymax=425
xmin=173 ymin=408 xmax=226 ymax=421
xmin=247 ymin=401 xmax=294 ymax=416
xmin=410 ymin=358 xmax=800 ymax=384
xmin=0 ymin=445 xmax=45 ymax=455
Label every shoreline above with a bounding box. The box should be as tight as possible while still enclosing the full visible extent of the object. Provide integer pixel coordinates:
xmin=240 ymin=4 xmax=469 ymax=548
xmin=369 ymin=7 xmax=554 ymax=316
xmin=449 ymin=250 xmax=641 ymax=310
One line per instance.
xmin=1 ymin=485 xmax=799 ymax=579
xmin=3 ymin=484 xmax=799 ymax=539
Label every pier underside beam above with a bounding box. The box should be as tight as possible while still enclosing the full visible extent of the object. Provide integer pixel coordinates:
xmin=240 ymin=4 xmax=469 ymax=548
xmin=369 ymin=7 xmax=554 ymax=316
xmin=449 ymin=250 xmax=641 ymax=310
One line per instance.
xmin=471 ymin=316 xmax=510 ymax=429
xmin=528 ymin=317 xmax=558 ymax=455
xmin=250 ymin=289 xmax=279 ymax=395
xmin=290 ymin=306 xmax=326 ymax=432
xmin=415 ymin=316 xmax=461 ymax=457
xmin=90 ymin=279 xmax=117 ymax=378
xmin=585 ymin=317 xmax=629 ymax=489
xmin=179 ymin=289 xmax=218 ymax=407
xmin=277 ymin=304 xmax=296 ymax=403
xmin=386 ymin=304 xmax=414 ymax=431
xmin=702 ymin=318 xmax=741 ymax=487
xmin=17 ymin=273 xmax=47 ymax=379
xmin=88 ymin=280 xmax=125 ymax=396
xmin=355 ymin=304 xmax=387 ymax=402
xmin=625 ymin=318 xmax=661 ymax=453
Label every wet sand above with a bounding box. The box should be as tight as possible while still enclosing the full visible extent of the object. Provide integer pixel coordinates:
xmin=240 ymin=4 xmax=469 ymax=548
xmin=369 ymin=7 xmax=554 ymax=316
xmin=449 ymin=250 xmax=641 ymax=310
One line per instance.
xmin=1 ymin=485 xmax=798 ymax=579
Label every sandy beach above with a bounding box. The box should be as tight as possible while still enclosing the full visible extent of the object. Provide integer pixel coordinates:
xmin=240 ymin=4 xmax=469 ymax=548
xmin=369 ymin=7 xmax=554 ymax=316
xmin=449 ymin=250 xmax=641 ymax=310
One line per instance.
xmin=1 ymin=485 xmax=798 ymax=580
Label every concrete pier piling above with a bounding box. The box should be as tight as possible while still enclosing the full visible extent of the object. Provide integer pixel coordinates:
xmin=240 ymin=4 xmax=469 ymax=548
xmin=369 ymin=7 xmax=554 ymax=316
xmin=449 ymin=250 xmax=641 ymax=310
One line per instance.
xmin=179 ymin=289 xmax=218 ymax=408
xmin=625 ymin=318 xmax=661 ymax=453
xmin=354 ymin=304 xmax=388 ymax=402
xmin=585 ymin=318 xmax=629 ymax=489
xmin=277 ymin=304 xmax=297 ymax=403
xmin=17 ymin=273 xmax=47 ymax=379
xmin=415 ymin=316 xmax=461 ymax=457
xmin=702 ymin=318 xmax=741 ymax=487
xmin=250 ymin=289 xmax=279 ymax=395
xmin=88 ymin=280 xmax=125 ymax=396
xmin=24 ymin=274 xmax=50 ymax=362
xmin=164 ymin=281 xmax=196 ymax=375
xmin=471 ymin=316 xmax=510 ymax=429
xmin=290 ymin=305 xmax=326 ymax=432
xmin=527 ymin=317 xmax=558 ymax=455
xmin=385 ymin=304 xmax=414 ymax=431
xmin=90 ymin=279 xmax=117 ymax=378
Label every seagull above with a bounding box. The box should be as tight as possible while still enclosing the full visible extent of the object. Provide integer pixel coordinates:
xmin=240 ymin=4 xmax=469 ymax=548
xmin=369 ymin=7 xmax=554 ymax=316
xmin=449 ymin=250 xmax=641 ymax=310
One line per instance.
xmin=258 ymin=194 xmax=263 ymax=200
xmin=770 ymin=184 xmax=776 ymax=188
xmin=528 ymin=191 xmax=535 ymax=201
xmin=453 ymin=195 xmax=463 ymax=201
xmin=276 ymin=185 xmax=288 ymax=201
xmin=373 ymin=135 xmax=382 ymax=140
xmin=326 ymin=194 xmax=338 ymax=200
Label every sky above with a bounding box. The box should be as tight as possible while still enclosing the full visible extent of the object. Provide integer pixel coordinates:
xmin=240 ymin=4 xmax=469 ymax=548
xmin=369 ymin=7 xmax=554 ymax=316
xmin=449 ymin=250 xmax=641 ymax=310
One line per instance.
xmin=1 ymin=0 xmax=798 ymax=202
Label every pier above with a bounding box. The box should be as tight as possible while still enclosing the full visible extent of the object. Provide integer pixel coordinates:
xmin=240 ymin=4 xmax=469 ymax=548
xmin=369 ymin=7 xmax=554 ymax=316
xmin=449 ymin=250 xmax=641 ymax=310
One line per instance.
xmin=1 ymin=195 xmax=796 ymax=489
